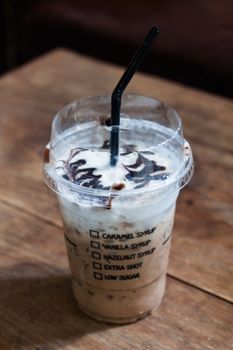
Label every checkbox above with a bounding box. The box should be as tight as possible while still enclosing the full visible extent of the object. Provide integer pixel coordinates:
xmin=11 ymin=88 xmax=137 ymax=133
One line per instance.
xmin=91 ymin=241 xmax=100 ymax=249
xmin=93 ymin=272 xmax=103 ymax=280
xmin=90 ymin=230 xmax=99 ymax=238
xmin=93 ymin=262 xmax=102 ymax=270
xmin=92 ymin=251 xmax=101 ymax=260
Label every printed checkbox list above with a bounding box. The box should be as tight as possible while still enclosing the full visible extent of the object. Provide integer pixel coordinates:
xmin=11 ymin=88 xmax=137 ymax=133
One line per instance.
xmin=92 ymin=262 xmax=102 ymax=270
xmin=93 ymin=272 xmax=103 ymax=280
xmin=91 ymin=240 xmax=100 ymax=249
xmin=89 ymin=230 xmax=102 ymax=280
xmin=92 ymin=251 xmax=101 ymax=260
xmin=89 ymin=230 xmax=99 ymax=239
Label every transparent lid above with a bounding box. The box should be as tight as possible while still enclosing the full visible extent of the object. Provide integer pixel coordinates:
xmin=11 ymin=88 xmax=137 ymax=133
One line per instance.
xmin=43 ymin=94 xmax=193 ymax=205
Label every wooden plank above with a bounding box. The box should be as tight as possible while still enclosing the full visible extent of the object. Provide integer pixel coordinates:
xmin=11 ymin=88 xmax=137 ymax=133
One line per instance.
xmin=0 ymin=49 xmax=232 ymax=302
xmin=0 ymin=201 xmax=232 ymax=350
xmin=170 ymin=143 xmax=233 ymax=302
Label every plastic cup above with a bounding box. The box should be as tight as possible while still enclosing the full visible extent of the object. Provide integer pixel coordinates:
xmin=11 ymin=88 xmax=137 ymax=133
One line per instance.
xmin=43 ymin=94 xmax=193 ymax=324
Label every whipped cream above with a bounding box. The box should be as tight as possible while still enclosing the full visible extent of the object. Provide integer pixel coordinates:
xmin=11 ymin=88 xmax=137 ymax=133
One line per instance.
xmin=55 ymin=145 xmax=176 ymax=191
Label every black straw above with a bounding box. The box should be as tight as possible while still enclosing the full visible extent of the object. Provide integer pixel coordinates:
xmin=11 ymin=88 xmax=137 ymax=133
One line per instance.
xmin=110 ymin=26 xmax=160 ymax=166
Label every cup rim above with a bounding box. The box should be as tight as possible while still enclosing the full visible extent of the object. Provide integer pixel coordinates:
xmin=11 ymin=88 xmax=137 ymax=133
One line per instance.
xmin=43 ymin=144 xmax=193 ymax=199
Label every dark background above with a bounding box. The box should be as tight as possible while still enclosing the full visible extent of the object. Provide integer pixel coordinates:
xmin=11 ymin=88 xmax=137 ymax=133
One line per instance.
xmin=1 ymin=0 xmax=232 ymax=97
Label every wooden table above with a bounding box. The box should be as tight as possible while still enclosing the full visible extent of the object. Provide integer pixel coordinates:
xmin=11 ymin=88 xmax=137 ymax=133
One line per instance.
xmin=0 ymin=49 xmax=232 ymax=350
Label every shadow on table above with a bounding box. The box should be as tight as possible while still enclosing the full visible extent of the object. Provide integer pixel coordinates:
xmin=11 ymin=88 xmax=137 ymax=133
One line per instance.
xmin=0 ymin=262 xmax=117 ymax=349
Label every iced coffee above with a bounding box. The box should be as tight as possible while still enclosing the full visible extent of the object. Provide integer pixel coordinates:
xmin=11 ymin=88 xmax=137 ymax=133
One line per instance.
xmin=43 ymin=94 xmax=193 ymax=323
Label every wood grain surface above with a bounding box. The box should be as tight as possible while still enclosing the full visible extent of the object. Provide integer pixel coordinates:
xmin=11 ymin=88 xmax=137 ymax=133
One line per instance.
xmin=0 ymin=49 xmax=232 ymax=349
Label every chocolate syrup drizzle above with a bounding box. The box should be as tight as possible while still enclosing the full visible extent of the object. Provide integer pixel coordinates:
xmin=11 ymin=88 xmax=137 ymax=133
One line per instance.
xmin=59 ymin=146 xmax=170 ymax=190
xmin=124 ymin=152 xmax=170 ymax=189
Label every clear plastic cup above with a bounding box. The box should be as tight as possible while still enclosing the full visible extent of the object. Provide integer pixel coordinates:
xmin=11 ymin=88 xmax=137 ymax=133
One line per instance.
xmin=43 ymin=94 xmax=193 ymax=324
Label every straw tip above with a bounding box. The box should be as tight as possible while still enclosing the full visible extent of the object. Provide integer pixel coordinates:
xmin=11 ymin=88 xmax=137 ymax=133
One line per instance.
xmin=152 ymin=26 xmax=160 ymax=33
